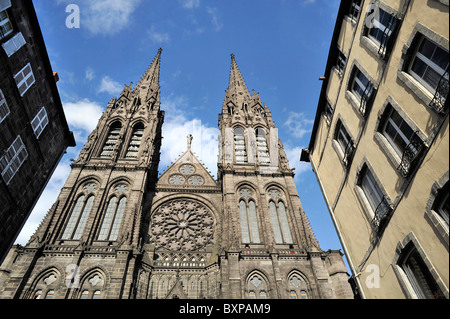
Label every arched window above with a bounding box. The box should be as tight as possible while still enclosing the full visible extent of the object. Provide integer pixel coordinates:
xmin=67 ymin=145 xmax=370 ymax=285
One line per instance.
xmin=62 ymin=195 xmax=95 ymax=240
xmin=125 ymin=123 xmax=144 ymax=159
xmin=239 ymin=199 xmax=261 ymax=244
xmin=98 ymin=196 xmax=126 ymax=241
xmin=45 ymin=290 xmax=54 ymax=299
xmin=246 ymin=273 xmax=269 ymax=299
xmin=78 ymin=271 xmax=105 ymax=300
xmin=100 ymin=122 xmax=122 ymax=158
xmin=287 ymin=271 xmax=310 ymax=299
xmin=256 ymin=128 xmax=270 ymax=164
xmin=234 ymin=127 xmax=247 ymax=163
xmin=269 ymin=200 xmax=293 ymax=244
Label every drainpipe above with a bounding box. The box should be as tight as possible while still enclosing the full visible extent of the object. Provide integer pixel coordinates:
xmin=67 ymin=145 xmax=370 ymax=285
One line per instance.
xmin=309 ymin=155 xmax=366 ymax=299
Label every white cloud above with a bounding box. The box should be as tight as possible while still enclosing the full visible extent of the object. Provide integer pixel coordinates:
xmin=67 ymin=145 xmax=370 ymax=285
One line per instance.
xmin=283 ymin=112 xmax=314 ymax=139
xmin=57 ymin=0 xmax=142 ymax=36
xmin=181 ymin=0 xmax=200 ymax=9
xmin=284 ymin=144 xmax=311 ymax=182
xmin=206 ymin=7 xmax=223 ymax=32
xmin=14 ymin=159 xmax=72 ymax=245
xmin=147 ymin=25 xmax=171 ymax=44
xmin=160 ymin=95 xmax=219 ymax=177
xmin=63 ymin=98 xmax=103 ymax=132
xmin=98 ymin=76 xmax=123 ymax=95
xmin=85 ymin=67 xmax=95 ymax=81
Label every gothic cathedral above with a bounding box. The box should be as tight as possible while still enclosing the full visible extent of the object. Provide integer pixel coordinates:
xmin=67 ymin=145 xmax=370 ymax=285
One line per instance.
xmin=0 ymin=49 xmax=353 ymax=299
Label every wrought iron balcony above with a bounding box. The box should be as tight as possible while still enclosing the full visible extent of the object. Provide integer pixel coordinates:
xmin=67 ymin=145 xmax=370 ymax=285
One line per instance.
xmin=429 ymin=67 xmax=449 ymax=114
xmin=358 ymin=84 xmax=374 ymax=117
xmin=370 ymin=197 xmax=392 ymax=233
xmin=397 ymin=132 xmax=424 ymax=178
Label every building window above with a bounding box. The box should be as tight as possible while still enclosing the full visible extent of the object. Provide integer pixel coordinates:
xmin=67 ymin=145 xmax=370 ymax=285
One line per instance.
xmin=323 ymin=101 xmax=334 ymax=123
xmin=0 ymin=88 xmax=10 ymax=123
xmin=357 ymin=165 xmax=391 ymax=232
xmin=334 ymin=119 xmax=354 ymax=164
xmin=14 ymin=63 xmax=35 ymax=96
xmin=269 ymin=200 xmax=293 ymax=244
xmin=234 ymin=126 xmax=247 ymax=163
xmin=98 ymin=196 xmax=126 ymax=241
xmin=350 ymin=67 xmax=374 ymax=116
xmin=62 ymin=195 xmax=95 ymax=240
xmin=125 ymin=123 xmax=144 ymax=159
xmin=93 ymin=291 xmax=101 ymax=299
xmin=433 ymin=181 xmax=449 ymax=226
xmin=0 ymin=135 xmax=28 ymax=185
xmin=348 ymin=0 xmax=362 ymax=21
xmin=409 ymin=36 xmax=449 ymax=94
xmin=300 ymin=291 xmax=308 ymax=299
xmin=100 ymin=122 xmax=122 ymax=158
xmin=239 ymin=199 xmax=261 ymax=244
xmin=365 ymin=8 xmax=398 ymax=56
xmin=248 ymin=291 xmax=256 ymax=299
xmin=247 ymin=273 xmax=269 ymax=299
xmin=398 ymin=244 xmax=445 ymax=299
xmin=256 ymin=128 xmax=270 ymax=164
xmin=80 ymin=290 xmax=89 ymax=299
xmin=0 ymin=8 xmax=13 ymax=39
xmin=335 ymin=49 xmax=347 ymax=76
xmin=31 ymin=107 xmax=49 ymax=138
xmin=381 ymin=106 xmax=424 ymax=177
xmin=289 ymin=290 xmax=298 ymax=299
xmin=2 ymin=32 xmax=26 ymax=57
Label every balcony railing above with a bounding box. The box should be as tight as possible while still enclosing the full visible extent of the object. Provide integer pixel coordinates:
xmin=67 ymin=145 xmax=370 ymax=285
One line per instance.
xmin=370 ymin=197 xmax=392 ymax=233
xmin=358 ymin=84 xmax=374 ymax=117
xmin=397 ymin=131 xmax=424 ymax=178
xmin=429 ymin=67 xmax=449 ymax=114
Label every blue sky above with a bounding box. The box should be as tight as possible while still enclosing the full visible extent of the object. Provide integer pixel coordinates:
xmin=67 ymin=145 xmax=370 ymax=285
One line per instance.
xmin=16 ymin=0 xmax=344 ymax=265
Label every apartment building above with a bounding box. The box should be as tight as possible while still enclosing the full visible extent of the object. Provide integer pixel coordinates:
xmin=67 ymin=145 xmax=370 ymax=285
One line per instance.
xmin=301 ymin=0 xmax=448 ymax=298
xmin=0 ymin=0 xmax=75 ymax=263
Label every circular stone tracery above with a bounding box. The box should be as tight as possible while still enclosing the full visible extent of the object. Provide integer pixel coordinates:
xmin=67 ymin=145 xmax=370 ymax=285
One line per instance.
xmin=150 ymin=199 xmax=214 ymax=251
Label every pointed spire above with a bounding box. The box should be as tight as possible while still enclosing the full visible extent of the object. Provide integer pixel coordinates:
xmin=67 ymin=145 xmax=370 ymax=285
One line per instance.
xmin=134 ymin=48 xmax=162 ymax=102
xmin=225 ymin=53 xmax=251 ymax=107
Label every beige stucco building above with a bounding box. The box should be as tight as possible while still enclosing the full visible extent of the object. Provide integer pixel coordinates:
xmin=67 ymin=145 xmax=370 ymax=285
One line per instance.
xmin=301 ymin=0 xmax=448 ymax=298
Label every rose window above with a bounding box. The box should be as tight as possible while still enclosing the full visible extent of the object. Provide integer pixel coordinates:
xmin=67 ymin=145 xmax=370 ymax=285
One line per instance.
xmin=150 ymin=199 xmax=214 ymax=251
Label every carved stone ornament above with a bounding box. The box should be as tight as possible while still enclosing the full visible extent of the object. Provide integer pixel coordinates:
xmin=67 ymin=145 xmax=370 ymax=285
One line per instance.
xmin=150 ymin=199 xmax=214 ymax=251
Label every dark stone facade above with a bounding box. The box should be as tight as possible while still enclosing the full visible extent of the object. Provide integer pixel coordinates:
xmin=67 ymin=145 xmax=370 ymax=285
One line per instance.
xmin=0 ymin=0 xmax=75 ymax=264
xmin=0 ymin=49 xmax=353 ymax=299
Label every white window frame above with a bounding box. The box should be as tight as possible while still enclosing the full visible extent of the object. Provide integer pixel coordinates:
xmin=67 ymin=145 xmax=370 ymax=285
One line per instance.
xmin=31 ymin=106 xmax=49 ymax=138
xmin=382 ymin=107 xmax=419 ymax=159
xmin=0 ymin=135 xmax=28 ymax=185
xmin=0 ymin=88 xmax=10 ymax=123
xmin=335 ymin=120 xmax=352 ymax=155
xmin=359 ymin=167 xmax=384 ymax=215
xmin=2 ymin=31 xmax=26 ymax=57
xmin=349 ymin=0 xmax=362 ymax=21
xmin=367 ymin=8 xmax=395 ymax=46
xmin=351 ymin=69 xmax=373 ymax=102
xmin=408 ymin=36 xmax=449 ymax=93
xmin=0 ymin=7 xmax=13 ymax=39
xmin=14 ymin=63 xmax=35 ymax=96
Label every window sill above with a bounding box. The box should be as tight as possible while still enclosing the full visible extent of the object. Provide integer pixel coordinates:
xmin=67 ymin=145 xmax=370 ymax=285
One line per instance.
xmin=374 ymin=132 xmax=403 ymax=175
xmin=345 ymin=90 xmax=367 ymax=120
xmin=397 ymin=71 xmax=434 ymax=107
xmin=360 ymin=36 xmax=386 ymax=60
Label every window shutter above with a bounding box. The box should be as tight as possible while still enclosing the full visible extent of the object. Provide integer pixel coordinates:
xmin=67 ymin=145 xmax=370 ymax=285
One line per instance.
xmin=2 ymin=32 xmax=26 ymax=57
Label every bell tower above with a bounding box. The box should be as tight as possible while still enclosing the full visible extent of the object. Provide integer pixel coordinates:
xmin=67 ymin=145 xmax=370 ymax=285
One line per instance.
xmin=0 ymin=49 xmax=164 ymax=299
xmin=217 ymin=54 xmax=352 ymax=299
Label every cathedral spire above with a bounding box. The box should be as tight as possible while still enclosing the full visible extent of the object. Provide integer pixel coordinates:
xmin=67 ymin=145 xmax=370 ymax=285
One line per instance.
xmin=134 ymin=48 xmax=162 ymax=103
xmin=224 ymin=53 xmax=251 ymax=109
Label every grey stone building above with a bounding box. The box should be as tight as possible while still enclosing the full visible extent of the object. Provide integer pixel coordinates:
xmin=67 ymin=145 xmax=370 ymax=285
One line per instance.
xmin=0 ymin=0 xmax=75 ymax=264
xmin=0 ymin=50 xmax=353 ymax=299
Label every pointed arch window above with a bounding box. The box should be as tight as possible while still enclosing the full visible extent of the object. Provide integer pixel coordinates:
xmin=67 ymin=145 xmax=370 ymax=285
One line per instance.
xmin=256 ymin=128 xmax=270 ymax=164
xmin=234 ymin=127 xmax=247 ymax=163
xmin=125 ymin=123 xmax=144 ymax=159
xmin=100 ymin=122 xmax=121 ymax=158
xmin=98 ymin=196 xmax=126 ymax=241
xmin=62 ymin=195 xmax=95 ymax=240
xmin=239 ymin=199 xmax=261 ymax=244
xmin=269 ymin=200 xmax=293 ymax=244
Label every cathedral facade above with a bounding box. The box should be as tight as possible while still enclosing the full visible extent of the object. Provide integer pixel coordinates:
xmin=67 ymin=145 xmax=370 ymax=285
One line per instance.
xmin=0 ymin=49 xmax=353 ymax=299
